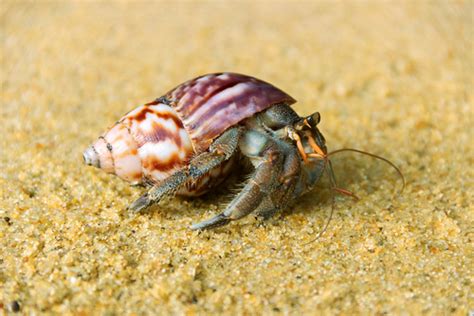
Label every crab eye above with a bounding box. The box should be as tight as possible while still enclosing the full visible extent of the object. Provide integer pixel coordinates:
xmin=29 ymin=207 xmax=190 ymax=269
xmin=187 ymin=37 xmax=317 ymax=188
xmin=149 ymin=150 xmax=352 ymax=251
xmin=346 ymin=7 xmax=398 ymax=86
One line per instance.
xmin=307 ymin=112 xmax=321 ymax=127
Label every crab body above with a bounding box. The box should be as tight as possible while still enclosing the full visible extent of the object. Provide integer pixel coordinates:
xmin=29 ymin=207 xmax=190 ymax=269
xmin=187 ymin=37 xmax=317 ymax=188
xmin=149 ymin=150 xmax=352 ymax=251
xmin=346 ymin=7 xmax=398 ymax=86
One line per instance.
xmin=84 ymin=73 xmax=328 ymax=229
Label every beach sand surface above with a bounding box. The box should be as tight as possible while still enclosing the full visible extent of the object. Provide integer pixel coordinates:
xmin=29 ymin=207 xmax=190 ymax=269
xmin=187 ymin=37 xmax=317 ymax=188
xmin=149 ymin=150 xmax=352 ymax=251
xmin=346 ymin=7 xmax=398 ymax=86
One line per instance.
xmin=1 ymin=2 xmax=473 ymax=314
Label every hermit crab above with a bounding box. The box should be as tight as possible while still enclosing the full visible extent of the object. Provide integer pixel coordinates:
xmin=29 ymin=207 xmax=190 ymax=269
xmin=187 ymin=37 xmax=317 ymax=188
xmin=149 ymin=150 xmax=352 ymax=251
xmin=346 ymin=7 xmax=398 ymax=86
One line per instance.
xmin=83 ymin=73 xmax=403 ymax=230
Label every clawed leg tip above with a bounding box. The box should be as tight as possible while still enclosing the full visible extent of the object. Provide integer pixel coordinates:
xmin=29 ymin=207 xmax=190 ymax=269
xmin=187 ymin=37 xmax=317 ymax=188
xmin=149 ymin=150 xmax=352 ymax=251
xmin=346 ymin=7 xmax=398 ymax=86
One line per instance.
xmin=128 ymin=195 xmax=151 ymax=213
xmin=190 ymin=224 xmax=201 ymax=231
xmin=190 ymin=222 xmax=212 ymax=231
xmin=190 ymin=214 xmax=231 ymax=231
xmin=128 ymin=204 xmax=146 ymax=213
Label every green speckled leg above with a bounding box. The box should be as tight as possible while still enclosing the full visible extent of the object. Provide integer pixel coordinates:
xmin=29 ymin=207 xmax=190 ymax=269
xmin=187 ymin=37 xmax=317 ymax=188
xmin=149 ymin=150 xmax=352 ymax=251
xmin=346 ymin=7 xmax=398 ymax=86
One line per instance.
xmin=254 ymin=197 xmax=278 ymax=220
xmin=129 ymin=127 xmax=242 ymax=213
xmin=191 ymin=132 xmax=286 ymax=230
xmin=255 ymin=145 xmax=301 ymax=220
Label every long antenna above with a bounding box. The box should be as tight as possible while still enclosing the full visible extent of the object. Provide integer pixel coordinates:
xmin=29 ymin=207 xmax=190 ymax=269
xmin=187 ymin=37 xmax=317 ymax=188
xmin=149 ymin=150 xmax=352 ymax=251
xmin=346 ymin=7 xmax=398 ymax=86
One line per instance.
xmin=302 ymin=136 xmax=405 ymax=244
xmin=296 ymin=129 xmax=405 ymax=244
xmin=304 ymin=159 xmax=335 ymax=245
xmin=327 ymin=148 xmax=405 ymax=194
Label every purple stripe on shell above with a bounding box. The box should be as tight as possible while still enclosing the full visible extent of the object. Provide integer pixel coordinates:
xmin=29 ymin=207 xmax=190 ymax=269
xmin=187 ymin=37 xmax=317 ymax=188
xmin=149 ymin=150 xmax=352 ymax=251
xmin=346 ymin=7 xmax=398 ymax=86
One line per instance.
xmin=166 ymin=73 xmax=296 ymax=152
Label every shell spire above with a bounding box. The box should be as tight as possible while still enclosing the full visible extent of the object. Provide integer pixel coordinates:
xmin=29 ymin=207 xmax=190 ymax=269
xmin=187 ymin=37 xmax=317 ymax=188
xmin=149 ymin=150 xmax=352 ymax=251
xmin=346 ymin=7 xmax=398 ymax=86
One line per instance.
xmin=84 ymin=101 xmax=194 ymax=185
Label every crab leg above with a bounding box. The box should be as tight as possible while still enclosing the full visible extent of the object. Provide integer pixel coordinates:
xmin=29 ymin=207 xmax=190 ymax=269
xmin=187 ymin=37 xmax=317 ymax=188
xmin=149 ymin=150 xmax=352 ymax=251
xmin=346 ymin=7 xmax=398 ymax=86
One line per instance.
xmin=129 ymin=127 xmax=242 ymax=213
xmin=255 ymin=144 xmax=301 ymax=219
xmin=191 ymin=132 xmax=285 ymax=230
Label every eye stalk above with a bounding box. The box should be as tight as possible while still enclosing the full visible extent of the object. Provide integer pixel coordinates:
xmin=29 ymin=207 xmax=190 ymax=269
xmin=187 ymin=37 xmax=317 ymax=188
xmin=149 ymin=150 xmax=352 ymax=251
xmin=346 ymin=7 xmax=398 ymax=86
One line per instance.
xmin=305 ymin=112 xmax=321 ymax=128
xmin=284 ymin=111 xmax=326 ymax=163
xmin=294 ymin=112 xmax=321 ymax=131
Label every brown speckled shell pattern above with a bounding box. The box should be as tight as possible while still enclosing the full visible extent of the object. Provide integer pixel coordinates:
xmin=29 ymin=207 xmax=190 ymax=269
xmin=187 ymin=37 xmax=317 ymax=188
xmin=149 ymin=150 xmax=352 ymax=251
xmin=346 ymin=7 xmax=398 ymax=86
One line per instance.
xmin=91 ymin=102 xmax=194 ymax=185
xmin=89 ymin=73 xmax=295 ymax=195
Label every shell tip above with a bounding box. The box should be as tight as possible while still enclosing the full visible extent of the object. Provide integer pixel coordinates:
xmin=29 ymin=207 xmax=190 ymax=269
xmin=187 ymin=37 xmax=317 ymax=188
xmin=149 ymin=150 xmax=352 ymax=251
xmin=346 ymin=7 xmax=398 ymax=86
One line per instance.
xmin=83 ymin=146 xmax=100 ymax=168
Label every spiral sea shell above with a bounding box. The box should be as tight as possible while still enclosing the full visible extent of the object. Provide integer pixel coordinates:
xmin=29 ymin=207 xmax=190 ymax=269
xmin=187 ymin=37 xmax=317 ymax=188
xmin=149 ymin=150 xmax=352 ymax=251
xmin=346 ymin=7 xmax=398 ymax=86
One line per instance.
xmin=83 ymin=73 xmax=295 ymax=195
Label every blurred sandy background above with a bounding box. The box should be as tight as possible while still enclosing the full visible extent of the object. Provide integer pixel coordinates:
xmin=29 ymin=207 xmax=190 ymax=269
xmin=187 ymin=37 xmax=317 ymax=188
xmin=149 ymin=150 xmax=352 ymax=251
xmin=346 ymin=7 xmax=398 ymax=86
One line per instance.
xmin=1 ymin=1 xmax=473 ymax=314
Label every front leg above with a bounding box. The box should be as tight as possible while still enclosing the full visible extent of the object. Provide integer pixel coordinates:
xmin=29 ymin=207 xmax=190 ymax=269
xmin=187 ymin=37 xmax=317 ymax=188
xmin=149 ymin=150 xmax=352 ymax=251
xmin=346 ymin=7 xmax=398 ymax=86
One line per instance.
xmin=129 ymin=127 xmax=242 ymax=213
xmin=255 ymin=143 xmax=301 ymax=219
xmin=191 ymin=131 xmax=284 ymax=230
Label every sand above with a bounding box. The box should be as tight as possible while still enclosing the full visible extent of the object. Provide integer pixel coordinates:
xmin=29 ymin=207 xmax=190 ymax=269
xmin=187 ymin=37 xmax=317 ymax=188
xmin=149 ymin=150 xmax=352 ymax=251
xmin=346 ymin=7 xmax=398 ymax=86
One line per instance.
xmin=1 ymin=1 xmax=473 ymax=314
